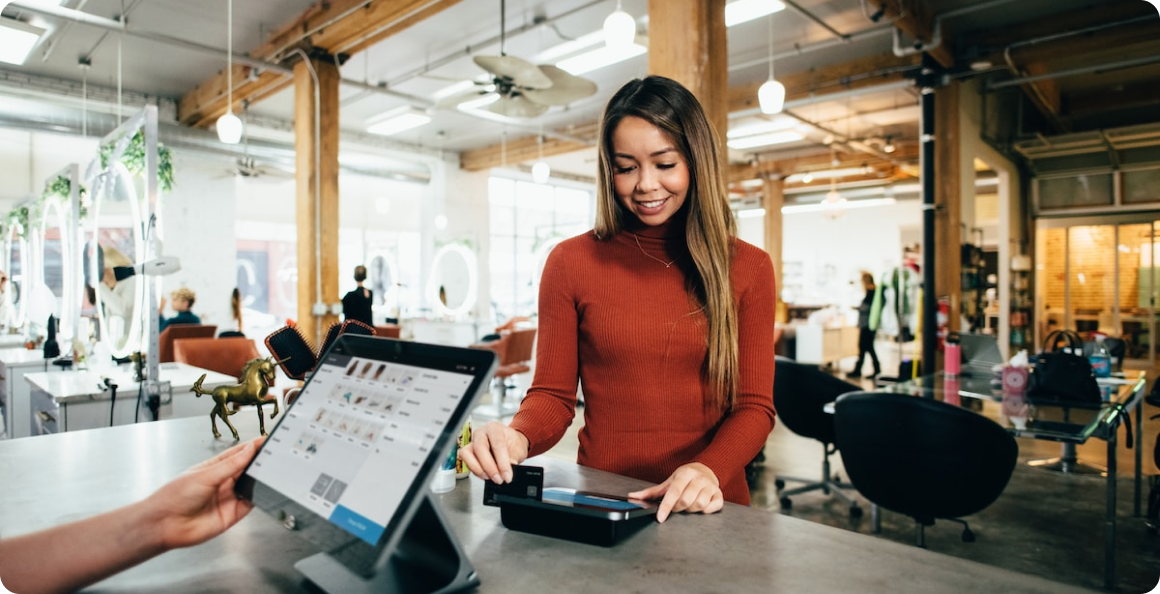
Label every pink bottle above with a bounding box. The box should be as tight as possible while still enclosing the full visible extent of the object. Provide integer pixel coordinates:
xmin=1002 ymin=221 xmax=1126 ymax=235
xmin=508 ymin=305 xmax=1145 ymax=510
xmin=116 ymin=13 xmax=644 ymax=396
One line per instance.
xmin=945 ymin=333 xmax=961 ymax=377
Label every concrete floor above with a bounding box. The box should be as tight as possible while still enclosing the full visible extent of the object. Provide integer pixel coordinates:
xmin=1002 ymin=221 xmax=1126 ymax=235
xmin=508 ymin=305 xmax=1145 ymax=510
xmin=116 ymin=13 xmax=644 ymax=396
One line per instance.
xmin=498 ymin=342 xmax=1160 ymax=593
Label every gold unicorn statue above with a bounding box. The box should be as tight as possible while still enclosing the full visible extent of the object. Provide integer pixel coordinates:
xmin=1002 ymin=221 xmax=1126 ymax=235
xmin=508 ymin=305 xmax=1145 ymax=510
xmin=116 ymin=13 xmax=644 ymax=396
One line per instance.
xmin=192 ymin=355 xmax=287 ymax=440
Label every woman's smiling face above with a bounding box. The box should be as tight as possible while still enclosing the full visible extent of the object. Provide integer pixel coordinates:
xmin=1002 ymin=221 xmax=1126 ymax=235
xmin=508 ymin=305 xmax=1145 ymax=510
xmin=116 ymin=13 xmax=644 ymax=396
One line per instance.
xmin=610 ymin=116 xmax=690 ymax=227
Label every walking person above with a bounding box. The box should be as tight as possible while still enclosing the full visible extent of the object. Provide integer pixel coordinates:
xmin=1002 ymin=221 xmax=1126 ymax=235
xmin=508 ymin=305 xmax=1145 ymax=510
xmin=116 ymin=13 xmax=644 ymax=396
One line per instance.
xmin=849 ymin=271 xmax=880 ymax=379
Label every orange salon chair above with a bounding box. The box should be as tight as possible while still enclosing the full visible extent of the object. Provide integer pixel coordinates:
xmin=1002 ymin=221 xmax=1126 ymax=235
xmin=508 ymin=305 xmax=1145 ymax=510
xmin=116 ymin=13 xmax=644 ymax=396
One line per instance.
xmin=158 ymin=324 xmax=217 ymax=363
xmin=471 ymin=327 xmax=537 ymax=419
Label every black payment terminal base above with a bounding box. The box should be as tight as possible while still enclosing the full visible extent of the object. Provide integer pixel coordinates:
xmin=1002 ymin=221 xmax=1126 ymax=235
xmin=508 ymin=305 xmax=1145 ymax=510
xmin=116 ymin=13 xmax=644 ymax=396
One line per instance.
xmin=485 ymin=465 xmax=658 ymax=547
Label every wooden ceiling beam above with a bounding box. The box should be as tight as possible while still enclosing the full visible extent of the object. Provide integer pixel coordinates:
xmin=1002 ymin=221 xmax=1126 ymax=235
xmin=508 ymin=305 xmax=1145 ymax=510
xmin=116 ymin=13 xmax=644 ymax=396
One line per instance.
xmin=726 ymin=143 xmax=919 ymax=185
xmin=177 ymin=0 xmax=465 ymax=127
xmin=728 ymin=52 xmax=921 ymax=114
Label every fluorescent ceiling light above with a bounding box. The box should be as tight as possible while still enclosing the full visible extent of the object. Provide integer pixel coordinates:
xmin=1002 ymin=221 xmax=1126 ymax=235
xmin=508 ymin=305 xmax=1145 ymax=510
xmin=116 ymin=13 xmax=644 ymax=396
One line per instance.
xmin=727 ymin=117 xmax=796 ymax=138
xmin=557 ymin=43 xmax=647 ymax=75
xmin=726 ymin=130 xmax=803 ymax=150
xmin=784 ymin=167 xmax=873 ymax=183
xmin=725 ymin=0 xmax=786 ymax=27
xmin=366 ymin=105 xmax=431 ymax=136
xmin=782 ymin=198 xmax=897 ymax=214
xmin=0 ymin=18 xmax=45 ymax=66
xmin=535 ymin=30 xmax=604 ymax=63
xmin=457 ymin=93 xmax=500 ymax=111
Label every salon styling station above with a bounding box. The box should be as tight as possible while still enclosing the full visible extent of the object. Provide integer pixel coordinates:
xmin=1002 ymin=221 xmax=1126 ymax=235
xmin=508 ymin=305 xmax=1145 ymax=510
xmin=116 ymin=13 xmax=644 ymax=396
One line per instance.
xmin=0 ymin=413 xmax=1103 ymax=594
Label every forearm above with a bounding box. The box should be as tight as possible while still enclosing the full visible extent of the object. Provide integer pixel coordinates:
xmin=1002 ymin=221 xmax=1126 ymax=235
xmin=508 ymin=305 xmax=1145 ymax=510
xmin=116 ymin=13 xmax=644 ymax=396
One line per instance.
xmin=0 ymin=502 xmax=165 ymax=594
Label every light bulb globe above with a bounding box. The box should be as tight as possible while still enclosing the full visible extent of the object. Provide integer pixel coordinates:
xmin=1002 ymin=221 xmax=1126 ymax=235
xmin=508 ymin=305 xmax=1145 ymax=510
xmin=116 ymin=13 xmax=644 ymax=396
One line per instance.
xmin=532 ymin=161 xmax=551 ymax=184
xmin=603 ymin=10 xmax=636 ymax=48
xmin=216 ymin=110 xmax=244 ymax=144
xmin=758 ymin=79 xmax=786 ymax=114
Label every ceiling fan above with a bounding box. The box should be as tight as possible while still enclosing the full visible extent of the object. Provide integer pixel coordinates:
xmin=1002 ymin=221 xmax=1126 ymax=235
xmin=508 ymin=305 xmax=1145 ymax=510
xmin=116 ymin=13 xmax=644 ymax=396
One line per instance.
xmin=439 ymin=0 xmax=597 ymax=118
xmin=220 ymin=104 xmax=294 ymax=181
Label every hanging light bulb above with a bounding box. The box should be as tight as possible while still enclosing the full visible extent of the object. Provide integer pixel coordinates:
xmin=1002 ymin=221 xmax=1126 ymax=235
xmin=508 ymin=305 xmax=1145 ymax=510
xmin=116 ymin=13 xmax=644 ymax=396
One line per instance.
xmin=822 ymin=148 xmax=846 ymax=220
xmin=883 ymin=136 xmax=896 ymax=153
xmin=603 ymin=0 xmax=636 ymax=48
xmin=216 ymin=0 xmax=243 ymax=144
xmin=758 ymin=10 xmax=784 ymax=114
xmin=532 ymin=133 xmax=550 ymax=183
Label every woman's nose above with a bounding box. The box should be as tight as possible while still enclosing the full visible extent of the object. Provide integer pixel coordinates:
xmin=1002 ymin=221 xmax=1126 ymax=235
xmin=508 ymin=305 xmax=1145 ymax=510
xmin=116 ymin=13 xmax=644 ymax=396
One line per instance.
xmin=636 ymin=167 xmax=660 ymax=192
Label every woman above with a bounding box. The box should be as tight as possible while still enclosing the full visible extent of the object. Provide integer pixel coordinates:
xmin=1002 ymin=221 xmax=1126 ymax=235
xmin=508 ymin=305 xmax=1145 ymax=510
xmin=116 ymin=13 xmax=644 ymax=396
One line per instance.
xmin=849 ymin=271 xmax=881 ymax=379
xmin=461 ymin=76 xmax=777 ymax=522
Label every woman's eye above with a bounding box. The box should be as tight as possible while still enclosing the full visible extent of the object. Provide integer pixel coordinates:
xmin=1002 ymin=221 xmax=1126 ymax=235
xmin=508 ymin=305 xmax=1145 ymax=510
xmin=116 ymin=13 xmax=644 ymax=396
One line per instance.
xmin=657 ymin=163 xmax=676 ymax=170
xmin=614 ymin=166 xmax=635 ymax=174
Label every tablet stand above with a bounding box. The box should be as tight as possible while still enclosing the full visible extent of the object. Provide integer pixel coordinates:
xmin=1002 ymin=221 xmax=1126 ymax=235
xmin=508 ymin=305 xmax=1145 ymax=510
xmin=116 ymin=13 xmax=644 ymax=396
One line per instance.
xmin=295 ymin=495 xmax=479 ymax=594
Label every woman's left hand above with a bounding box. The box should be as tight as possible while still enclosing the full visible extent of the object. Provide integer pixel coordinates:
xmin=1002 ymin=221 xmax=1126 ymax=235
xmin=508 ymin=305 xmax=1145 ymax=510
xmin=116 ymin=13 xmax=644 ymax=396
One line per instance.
xmin=627 ymin=463 xmax=724 ymax=523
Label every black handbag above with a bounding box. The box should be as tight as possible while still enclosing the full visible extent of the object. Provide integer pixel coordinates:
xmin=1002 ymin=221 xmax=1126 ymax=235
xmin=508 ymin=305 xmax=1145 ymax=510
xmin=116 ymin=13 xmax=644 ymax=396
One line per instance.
xmin=1027 ymin=330 xmax=1101 ymax=405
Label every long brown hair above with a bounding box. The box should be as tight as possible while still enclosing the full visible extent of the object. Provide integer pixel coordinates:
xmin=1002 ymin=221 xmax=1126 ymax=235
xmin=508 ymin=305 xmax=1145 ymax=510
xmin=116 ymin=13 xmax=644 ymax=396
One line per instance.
xmin=594 ymin=76 xmax=738 ymax=411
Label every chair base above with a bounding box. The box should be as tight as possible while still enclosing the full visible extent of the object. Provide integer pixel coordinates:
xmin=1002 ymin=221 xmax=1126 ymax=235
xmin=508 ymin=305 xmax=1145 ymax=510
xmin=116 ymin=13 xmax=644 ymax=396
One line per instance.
xmin=777 ymin=476 xmax=862 ymax=516
xmin=472 ymin=379 xmax=523 ymax=420
xmin=1027 ymin=442 xmax=1106 ymax=476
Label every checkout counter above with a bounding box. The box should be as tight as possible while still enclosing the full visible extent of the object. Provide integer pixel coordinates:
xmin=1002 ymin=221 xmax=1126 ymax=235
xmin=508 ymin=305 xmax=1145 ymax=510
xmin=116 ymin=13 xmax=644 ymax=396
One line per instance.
xmin=0 ymin=414 xmax=1101 ymax=594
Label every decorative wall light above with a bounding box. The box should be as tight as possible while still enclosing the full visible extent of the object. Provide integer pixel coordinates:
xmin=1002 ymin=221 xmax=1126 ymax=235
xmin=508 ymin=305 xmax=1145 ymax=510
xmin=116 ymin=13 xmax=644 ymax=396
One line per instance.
xmin=603 ymin=0 xmax=636 ymax=49
xmin=215 ymin=0 xmax=243 ymax=144
xmin=757 ymin=8 xmax=784 ymax=114
xmin=532 ymin=132 xmax=550 ymax=183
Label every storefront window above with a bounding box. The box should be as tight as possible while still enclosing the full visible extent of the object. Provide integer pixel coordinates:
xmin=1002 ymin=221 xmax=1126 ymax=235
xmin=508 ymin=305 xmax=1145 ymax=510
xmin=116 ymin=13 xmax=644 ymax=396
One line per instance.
xmin=488 ymin=176 xmax=592 ymax=322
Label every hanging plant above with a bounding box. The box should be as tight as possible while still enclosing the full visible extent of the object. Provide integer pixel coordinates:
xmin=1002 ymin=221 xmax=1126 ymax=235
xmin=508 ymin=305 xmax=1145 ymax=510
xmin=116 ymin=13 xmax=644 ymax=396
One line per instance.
xmin=40 ymin=175 xmax=90 ymax=221
xmin=6 ymin=206 xmax=30 ymax=240
xmin=99 ymin=129 xmax=176 ymax=193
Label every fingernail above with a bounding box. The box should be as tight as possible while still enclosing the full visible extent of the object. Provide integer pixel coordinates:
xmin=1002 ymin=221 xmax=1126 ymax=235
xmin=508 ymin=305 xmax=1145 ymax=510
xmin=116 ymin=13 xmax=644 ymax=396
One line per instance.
xmin=503 ymin=471 xmax=513 ymax=483
xmin=491 ymin=473 xmax=503 ymax=483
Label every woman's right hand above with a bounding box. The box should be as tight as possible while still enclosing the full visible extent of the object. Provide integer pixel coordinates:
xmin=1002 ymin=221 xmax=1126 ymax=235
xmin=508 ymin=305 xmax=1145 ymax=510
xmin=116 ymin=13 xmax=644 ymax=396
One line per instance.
xmin=458 ymin=421 xmax=529 ymax=483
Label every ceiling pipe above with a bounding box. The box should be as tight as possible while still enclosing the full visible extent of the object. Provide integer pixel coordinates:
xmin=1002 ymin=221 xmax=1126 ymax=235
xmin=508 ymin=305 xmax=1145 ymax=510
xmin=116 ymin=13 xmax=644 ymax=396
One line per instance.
xmin=0 ymin=112 xmax=431 ymax=184
xmin=7 ymin=0 xmax=433 ymax=107
xmin=988 ymin=53 xmax=1160 ymax=91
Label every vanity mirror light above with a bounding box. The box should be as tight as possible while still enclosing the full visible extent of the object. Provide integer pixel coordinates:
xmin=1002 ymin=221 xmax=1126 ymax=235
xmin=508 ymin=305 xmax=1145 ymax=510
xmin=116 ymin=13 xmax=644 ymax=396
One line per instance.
xmin=2 ymin=220 xmax=28 ymax=331
xmin=427 ymin=243 xmax=477 ymax=319
xmin=86 ymin=161 xmax=146 ymax=358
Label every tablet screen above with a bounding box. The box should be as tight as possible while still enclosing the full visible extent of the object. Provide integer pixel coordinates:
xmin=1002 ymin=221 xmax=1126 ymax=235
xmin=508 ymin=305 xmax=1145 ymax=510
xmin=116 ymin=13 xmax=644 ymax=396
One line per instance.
xmin=237 ymin=335 xmax=496 ymax=567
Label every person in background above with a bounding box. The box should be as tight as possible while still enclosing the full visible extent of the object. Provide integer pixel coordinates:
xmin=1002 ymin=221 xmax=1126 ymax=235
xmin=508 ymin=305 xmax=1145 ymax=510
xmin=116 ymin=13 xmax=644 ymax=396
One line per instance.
xmin=460 ymin=76 xmax=777 ymax=523
xmin=159 ymin=287 xmax=201 ymax=332
xmin=342 ymin=265 xmax=374 ymax=326
xmin=220 ymin=287 xmax=244 ymax=336
xmin=0 ymin=438 xmax=263 ymax=594
xmin=849 ymin=271 xmax=881 ymax=379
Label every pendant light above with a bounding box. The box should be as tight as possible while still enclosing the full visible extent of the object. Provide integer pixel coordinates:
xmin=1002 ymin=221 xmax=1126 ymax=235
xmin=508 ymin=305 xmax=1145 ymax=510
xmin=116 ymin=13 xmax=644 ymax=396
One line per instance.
xmin=821 ymin=147 xmax=846 ymax=220
xmin=603 ymin=0 xmax=636 ymax=49
xmin=216 ymin=0 xmax=243 ymax=144
xmin=757 ymin=8 xmax=785 ymax=114
xmin=531 ymin=131 xmax=550 ymax=184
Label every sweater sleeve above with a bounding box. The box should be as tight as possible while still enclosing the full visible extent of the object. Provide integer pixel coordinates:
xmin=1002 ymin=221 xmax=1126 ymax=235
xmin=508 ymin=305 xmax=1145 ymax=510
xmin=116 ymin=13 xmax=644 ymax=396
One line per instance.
xmin=691 ymin=244 xmax=778 ymax=487
xmin=508 ymin=243 xmax=580 ymax=457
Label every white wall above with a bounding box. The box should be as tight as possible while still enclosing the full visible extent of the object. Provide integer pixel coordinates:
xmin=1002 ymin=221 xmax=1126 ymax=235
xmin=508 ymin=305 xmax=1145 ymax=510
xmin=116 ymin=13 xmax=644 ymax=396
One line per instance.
xmin=781 ymin=201 xmax=922 ymax=309
xmin=160 ymin=152 xmax=237 ymax=331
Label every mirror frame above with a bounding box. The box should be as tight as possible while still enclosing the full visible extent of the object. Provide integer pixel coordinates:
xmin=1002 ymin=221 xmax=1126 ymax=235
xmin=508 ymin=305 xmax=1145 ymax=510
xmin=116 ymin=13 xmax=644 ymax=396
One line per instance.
xmin=87 ymin=162 xmax=146 ymax=359
xmin=427 ymin=243 xmax=478 ymax=318
xmin=37 ymin=195 xmax=78 ymax=343
xmin=3 ymin=221 xmax=28 ymax=330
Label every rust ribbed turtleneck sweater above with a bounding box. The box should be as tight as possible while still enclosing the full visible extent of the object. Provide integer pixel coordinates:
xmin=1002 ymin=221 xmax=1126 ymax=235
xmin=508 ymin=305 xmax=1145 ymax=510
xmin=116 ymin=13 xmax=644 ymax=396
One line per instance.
xmin=509 ymin=220 xmax=777 ymax=505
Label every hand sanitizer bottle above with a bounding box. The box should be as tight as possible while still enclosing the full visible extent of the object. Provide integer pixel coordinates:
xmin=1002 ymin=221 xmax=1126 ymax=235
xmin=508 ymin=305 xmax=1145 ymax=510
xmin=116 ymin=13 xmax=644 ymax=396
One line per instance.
xmin=1088 ymin=335 xmax=1112 ymax=379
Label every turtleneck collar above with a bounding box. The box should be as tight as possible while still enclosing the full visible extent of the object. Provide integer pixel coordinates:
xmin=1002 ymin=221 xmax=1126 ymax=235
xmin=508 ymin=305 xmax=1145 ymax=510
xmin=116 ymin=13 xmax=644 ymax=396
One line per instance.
xmin=622 ymin=209 xmax=686 ymax=240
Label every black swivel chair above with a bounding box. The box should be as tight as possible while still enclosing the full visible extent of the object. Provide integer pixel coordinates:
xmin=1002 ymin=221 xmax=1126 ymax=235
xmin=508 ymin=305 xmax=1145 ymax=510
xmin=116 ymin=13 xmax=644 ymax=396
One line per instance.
xmin=1146 ymin=384 xmax=1160 ymax=535
xmin=834 ymin=391 xmax=1018 ymax=547
xmin=772 ymin=357 xmax=863 ymax=517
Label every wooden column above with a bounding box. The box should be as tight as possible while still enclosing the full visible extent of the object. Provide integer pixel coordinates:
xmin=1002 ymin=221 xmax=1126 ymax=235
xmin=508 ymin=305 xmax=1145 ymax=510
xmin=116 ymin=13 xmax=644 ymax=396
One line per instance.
xmin=295 ymin=55 xmax=341 ymax=346
xmin=647 ymin=0 xmax=729 ymax=138
xmin=934 ymin=80 xmax=962 ymax=338
xmin=762 ymin=176 xmax=785 ymax=321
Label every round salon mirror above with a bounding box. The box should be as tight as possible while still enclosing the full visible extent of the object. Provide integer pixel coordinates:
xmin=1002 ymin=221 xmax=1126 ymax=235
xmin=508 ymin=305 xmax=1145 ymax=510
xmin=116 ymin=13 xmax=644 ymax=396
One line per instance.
xmin=2 ymin=222 xmax=27 ymax=330
xmin=88 ymin=163 xmax=145 ymax=358
xmin=427 ymin=244 xmax=477 ymax=318
xmin=38 ymin=198 xmax=74 ymax=341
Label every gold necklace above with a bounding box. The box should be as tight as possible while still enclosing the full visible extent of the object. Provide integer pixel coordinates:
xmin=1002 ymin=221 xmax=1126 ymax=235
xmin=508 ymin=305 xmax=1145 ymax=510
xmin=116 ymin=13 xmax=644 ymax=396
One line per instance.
xmin=633 ymin=233 xmax=676 ymax=268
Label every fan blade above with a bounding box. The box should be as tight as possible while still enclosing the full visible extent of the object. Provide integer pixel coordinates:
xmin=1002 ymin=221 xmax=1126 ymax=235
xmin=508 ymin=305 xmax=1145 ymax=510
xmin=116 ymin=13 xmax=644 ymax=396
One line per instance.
xmin=523 ymin=65 xmax=598 ymax=106
xmin=474 ymin=55 xmax=553 ymax=89
xmin=435 ymin=85 xmax=497 ymax=110
xmin=488 ymin=95 xmax=550 ymax=118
